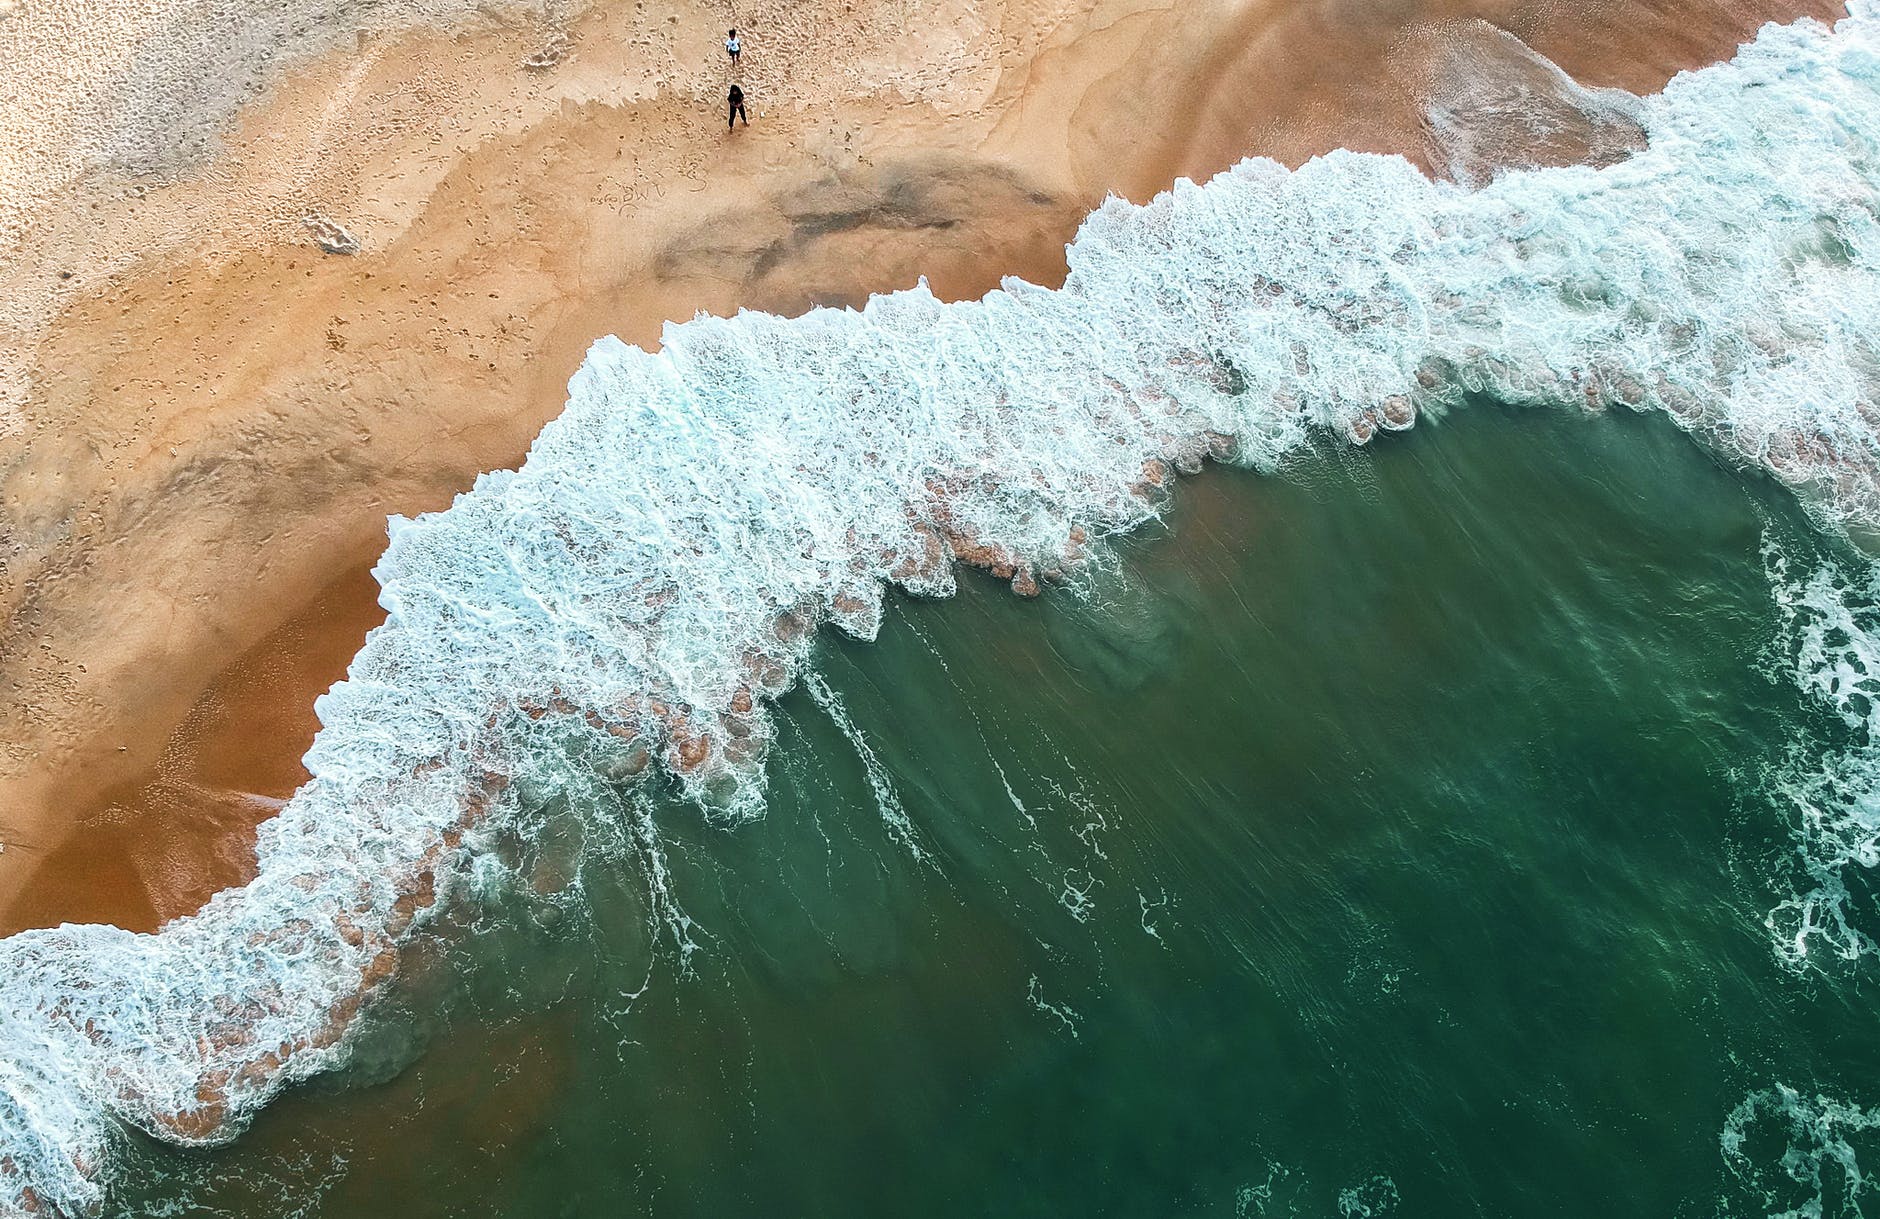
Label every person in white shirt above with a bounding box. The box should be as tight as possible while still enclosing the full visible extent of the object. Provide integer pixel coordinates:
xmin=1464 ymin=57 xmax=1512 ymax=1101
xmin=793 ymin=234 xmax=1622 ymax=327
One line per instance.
xmin=725 ymin=29 xmax=741 ymax=67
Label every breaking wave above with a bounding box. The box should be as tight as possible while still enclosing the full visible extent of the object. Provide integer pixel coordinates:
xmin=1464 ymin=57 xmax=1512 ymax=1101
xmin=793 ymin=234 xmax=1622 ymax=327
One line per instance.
xmin=10 ymin=4 xmax=1880 ymax=1212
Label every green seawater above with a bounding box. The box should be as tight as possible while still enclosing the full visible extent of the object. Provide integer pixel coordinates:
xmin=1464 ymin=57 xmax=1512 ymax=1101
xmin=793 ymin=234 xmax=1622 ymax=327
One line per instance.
xmin=113 ymin=405 xmax=1880 ymax=1217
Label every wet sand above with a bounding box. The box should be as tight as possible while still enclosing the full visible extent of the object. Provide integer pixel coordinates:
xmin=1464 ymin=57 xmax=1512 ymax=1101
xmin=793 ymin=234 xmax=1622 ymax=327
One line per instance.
xmin=1 ymin=565 xmax=382 ymax=934
xmin=0 ymin=0 xmax=1842 ymax=934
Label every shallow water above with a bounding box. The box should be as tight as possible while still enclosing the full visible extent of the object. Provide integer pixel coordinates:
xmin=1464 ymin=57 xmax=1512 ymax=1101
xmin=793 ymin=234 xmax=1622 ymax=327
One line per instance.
xmin=97 ymin=405 xmax=1880 ymax=1217
xmin=20 ymin=10 xmax=1880 ymax=1206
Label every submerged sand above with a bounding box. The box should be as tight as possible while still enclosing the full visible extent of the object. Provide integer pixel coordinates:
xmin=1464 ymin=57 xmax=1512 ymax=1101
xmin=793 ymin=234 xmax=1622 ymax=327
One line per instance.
xmin=0 ymin=0 xmax=1841 ymax=934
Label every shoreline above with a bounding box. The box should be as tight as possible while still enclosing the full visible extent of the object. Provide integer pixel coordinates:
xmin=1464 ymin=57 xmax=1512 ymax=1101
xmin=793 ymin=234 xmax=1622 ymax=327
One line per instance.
xmin=0 ymin=3 xmax=1873 ymax=1209
xmin=0 ymin=0 xmax=1842 ymax=935
xmin=0 ymin=565 xmax=383 ymax=936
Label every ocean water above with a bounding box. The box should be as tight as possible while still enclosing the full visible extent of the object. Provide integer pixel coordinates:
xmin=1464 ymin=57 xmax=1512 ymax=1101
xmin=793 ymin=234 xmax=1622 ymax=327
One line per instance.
xmin=10 ymin=3 xmax=1880 ymax=1214
xmin=96 ymin=407 xmax=1880 ymax=1216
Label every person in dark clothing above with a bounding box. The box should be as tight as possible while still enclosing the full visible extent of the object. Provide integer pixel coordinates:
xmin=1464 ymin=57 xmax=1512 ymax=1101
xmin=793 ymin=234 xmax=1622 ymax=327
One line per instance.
xmin=728 ymin=83 xmax=748 ymax=129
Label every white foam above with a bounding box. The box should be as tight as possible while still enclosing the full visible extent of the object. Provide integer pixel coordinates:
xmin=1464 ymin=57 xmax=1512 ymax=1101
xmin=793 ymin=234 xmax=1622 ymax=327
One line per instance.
xmin=1335 ymin=1175 xmax=1401 ymax=1218
xmin=1723 ymin=1085 xmax=1880 ymax=1216
xmin=802 ymin=672 xmax=925 ymax=860
xmin=10 ymin=5 xmax=1880 ymax=1212
xmin=1762 ymin=538 xmax=1880 ymax=969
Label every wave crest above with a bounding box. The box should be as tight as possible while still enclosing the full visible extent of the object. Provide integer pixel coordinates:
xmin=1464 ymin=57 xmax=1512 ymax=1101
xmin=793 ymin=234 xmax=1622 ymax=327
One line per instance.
xmin=11 ymin=6 xmax=1880 ymax=1212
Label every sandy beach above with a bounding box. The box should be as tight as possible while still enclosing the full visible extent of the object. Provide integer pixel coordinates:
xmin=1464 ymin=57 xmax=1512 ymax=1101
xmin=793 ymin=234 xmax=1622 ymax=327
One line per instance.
xmin=0 ymin=0 xmax=1841 ymax=938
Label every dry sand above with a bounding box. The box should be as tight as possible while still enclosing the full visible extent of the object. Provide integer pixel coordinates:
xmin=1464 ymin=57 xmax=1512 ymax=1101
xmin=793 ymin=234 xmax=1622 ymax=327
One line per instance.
xmin=0 ymin=0 xmax=1842 ymax=934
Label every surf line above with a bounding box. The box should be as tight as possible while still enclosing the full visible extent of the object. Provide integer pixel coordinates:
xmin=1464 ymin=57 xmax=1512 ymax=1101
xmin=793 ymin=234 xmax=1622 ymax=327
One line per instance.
xmin=8 ymin=5 xmax=1880 ymax=1213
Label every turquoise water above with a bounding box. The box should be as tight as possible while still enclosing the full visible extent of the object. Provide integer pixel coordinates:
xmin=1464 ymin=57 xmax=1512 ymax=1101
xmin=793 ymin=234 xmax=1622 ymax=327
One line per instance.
xmin=21 ymin=12 xmax=1880 ymax=1209
xmin=106 ymin=406 xmax=1880 ymax=1217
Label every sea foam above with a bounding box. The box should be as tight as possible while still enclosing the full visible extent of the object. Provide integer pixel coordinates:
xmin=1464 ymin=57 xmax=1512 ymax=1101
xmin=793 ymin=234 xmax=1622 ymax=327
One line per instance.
xmin=9 ymin=6 xmax=1880 ymax=1213
xmin=1763 ymin=538 xmax=1880 ymax=969
xmin=1723 ymin=1084 xmax=1880 ymax=1215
